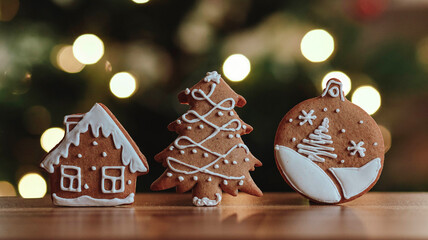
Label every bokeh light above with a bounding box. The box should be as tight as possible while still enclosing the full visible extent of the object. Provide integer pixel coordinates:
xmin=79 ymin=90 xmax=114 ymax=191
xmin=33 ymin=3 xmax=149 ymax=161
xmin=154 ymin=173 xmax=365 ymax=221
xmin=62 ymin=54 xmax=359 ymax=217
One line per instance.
xmin=322 ymin=71 xmax=352 ymax=96
xmin=352 ymin=85 xmax=381 ymax=115
xmin=18 ymin=173 xmax=47 ymax=198
xmin=40 ymin=127 xmax=65 ymax=152
xmin=0 ymin=181 xmax=16 ymax=196
xmin=300 ymin=29 xmax=334 ymax=62
xmin=0 ymin=0 xmax=19 ymax=22
xmin=109 ymin=72 xmax=137 ymax=98
xmin=56 ymin=45 xmax=85 ymax=73
xmin=132 ymin=0 xmax=150 ymax=3
xmin=379 ymin=125 xmax=392 ymax=153
xmin=72 ymin=34 xmax=104 ymax=64
xmin=222 ymin=54 xmax=251 ymax=82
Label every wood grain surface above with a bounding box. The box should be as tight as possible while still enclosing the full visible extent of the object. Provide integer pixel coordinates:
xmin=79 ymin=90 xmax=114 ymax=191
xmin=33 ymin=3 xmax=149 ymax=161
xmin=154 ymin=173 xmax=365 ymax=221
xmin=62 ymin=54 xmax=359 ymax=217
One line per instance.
xmin=1 ymin=193 xmax=428 ymax=239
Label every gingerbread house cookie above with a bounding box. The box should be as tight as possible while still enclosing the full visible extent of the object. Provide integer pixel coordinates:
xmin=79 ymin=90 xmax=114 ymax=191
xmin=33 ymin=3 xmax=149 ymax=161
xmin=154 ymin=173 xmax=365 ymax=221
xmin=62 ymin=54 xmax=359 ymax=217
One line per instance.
xmin=274 ymin=79 xmax=384 ymax=204
xmin=40 ymin=103 xmax=148 ymax=206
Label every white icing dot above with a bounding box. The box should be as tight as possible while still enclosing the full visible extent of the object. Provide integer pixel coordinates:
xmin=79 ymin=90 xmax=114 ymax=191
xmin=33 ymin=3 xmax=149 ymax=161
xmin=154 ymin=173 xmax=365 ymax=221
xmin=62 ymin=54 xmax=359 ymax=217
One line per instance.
xmin=166 ymin=172 xmax=173 ymax=177
xmin=102 ymin=152 xmax=107 ymax=157
xmin=232 ymin=161 xmax=237 ymax=165
xmin=84 ymin=184 xmax=89 ymax=189
xmin=178 ymin=176 xmax=184 ymax=182
xmin=198 ymin=124 xmax=204 ymax=129
xmin=77 ymin=154 xmax=82 ymax=158
xmin=229 ymin=111 xmax=234 ymax=116
xmin=127 ymin=180 xmax=132 ymax=185
xmin=223 ymin=180 xmax=228 ymax=185
xmin=323 ymin=108 xmax=327 ymax=112
xmin=238 ymin=180 xmax=244 ymax=186
xmin=184 ymin=88 xmax=190 ymax=95
xmin=292 ymin=138 xmax=296 ymax=142
xmin=340 ymin=160 xmax=345 ymax=164
xmin=193 ymin=176 xmax=198 ymax=181
xmin=169 ymin=146 xmax=174 ymax=151
xmin=203 ymin=153 xmax=209 ymax=158
xmin=180 ymin=150 xmax=185 ymax=155
xmin=228 ymin=134 xmax=234 ymax=139
xmin=341 ymin=129 xmax=346 ymax=133
xmin=92 ymin=141 xmax=98 ymax=146
xmin=217 ymin=112 xmax=224 ymax=116
xmin=192 ymin=149 xmax=197 ymax=154
xmin=359 ymin=120 xmax=364 ymax=124
xmin=244 ymin=157 xmax=250 ymax=162
xmin=236 ymin=134 xmax=240 ymax=138
xmin=214 ymin=164 xmax=219 ymax=169
xmin=187 ymin=126 xmax=192 ymax=130
xmin=91 ymin=166 xmax=96 ymax=171
xmin=177 ymin=120 xmax=182 ymax=124
xmin=289 ymin=119 xmax=293 ymax=123
xmin=207 ymin=177 xmax=212 ymax=182
xmin=374 ymin=142 xmax=378 ymax=146
xmin=242 ymin=125 xmax=247 ymax=130
xmin=335 ymin=109 xmax=340 ymax=113
xmin=223 ymin=159 xmax=229 ymax=164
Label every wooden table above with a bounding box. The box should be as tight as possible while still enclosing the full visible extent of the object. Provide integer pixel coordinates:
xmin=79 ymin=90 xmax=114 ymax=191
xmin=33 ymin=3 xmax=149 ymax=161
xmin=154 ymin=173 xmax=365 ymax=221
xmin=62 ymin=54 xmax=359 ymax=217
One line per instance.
xmin=1 ymin=193 xmax=428 ymax=239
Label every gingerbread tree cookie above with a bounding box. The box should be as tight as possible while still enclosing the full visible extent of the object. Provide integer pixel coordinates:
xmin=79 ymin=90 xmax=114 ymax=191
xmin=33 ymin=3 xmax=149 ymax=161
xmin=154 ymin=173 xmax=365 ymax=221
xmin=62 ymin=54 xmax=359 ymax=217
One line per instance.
xmin=274 ymin=79 xmax=384 ymax=204
xmin=151 ymin=71 xmax=262 ymax=206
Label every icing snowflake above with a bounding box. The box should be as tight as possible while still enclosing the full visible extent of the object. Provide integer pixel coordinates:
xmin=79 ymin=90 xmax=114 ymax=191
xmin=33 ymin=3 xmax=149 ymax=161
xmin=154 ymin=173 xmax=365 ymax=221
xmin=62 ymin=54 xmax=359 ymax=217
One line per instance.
xmin=347 ymin=140 xmax=366 ymax=157
xmin=298 ymin=110 xmax=317 ymax=126
xmin=204 ymin=71 xmax=221 ymax=84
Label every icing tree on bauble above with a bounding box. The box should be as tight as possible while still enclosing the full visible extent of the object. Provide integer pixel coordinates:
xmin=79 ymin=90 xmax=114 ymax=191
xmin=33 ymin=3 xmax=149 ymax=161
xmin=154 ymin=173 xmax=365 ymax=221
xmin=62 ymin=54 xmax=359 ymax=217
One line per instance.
xmin=151 ymin=71 xmax=262 ymax=206
xmin=297 ymin=117 xmax=337 ymax=162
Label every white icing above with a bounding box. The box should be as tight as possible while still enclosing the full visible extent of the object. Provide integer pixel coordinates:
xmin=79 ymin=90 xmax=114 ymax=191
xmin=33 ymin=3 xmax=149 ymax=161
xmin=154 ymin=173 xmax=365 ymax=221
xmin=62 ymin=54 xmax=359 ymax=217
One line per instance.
xmin=77 ymin=154 xmax=82 ymax=158
xmin=60 ymin=165 xmax=81 ymax=192
xmin=127 ymin=180 xmax=132 ymax=185
xmin=275 ymin=145 xmax=341 ymax=203
xmin=180 ymin=150 xmax=185 ymax=155
xmin=198 ymin=124 xmax=204 ymax=129
xmin=102 ymin=152 xmax=107 ymax=157
xmin=84 ymin=184 xmax=89 ymax=189
xmin=335 ymin=109 xmax=340 ymax=113
xmin=40 ymin=104 xmax=147 ymax=174
xmin=341 ymin=129 xmax=346 ymax=133
xmin=297 ymin=118 xmax=337 ymax=162
xmin=217 ymin=112 xmax=224 ymax=116
xmin=359 ymin=120 xmax=364 ymax=124
xmin=169 ymin=146 xmax=174 ymax=151
xmin=238 ymin=180 xmax=244 ymax=186
xmin=232 ymin=161 xmax=237 ymax=165
xmin=52 ymin=193 xmax=135 ymax=206
xmin=92 ymin=141 xmax=98 ymax=146
xmin=289 ymin=119 xmax=293 ymax=123
xmin=228 ymin=134 xmax=233 ymax=139
xmin=323 ymin=108 xmax=327 ymax=112
xmin=298 ymin=110 xmax=317 ymax=126
xmin=244 ymin=158 xmax=249 ymax=162
xmin=101 ymin=166 xmax=125 ymax=194
xmin=91 ymin=166 xmax=96 ymax=171
xmin=292 ymin=138 xmax=296 ymax=142
xmin=187 ymin=126 xmax=192 ymax=130
xmin=177 ymin=120 xmax=182 ymax=124
xmin=347 ymin=140 xmax=366 ymax=157
xmin=192 ymin=149 xmax=197 ymax=154
xmin=242 ymin=125 xmax=247 ymax=130
xmin=193 ymin=193 xmax=221 ymax=207
xmin=193 ymin=176 xmax=198 ymax=181
xmin=64 ymin=114 xmax=84 ymax=133
xmin=166 ymin=172 xmax=173 ymax=177
xmin=236 ymin=134 xmax=240 ymax=138
xmin=203 ymin=153 xmax=209 ymax=158
xmin=321 ymin=79 xmax=345 ymax=101
xmin=223 ymin=160 xmax=229 ymax=164
xmin=184 ymin=88 xmax=191 ymax=95
xmin=329 ymin=158 xmax=381 ymax=199
xmin=165 ymin=71 xmax=247 ymax=182
xmin=229 ymin=111 xmax=234 ymax=116
xmin=373 ymin=142 xmax=378 ymax=146
xmin=340 ymin=160 xmax=345 ymax=164
xmin=178 ymin=176 xmax=184 ymax=182
xmin=207 ymin=177 xmax=212 ymax=182
xmin=223 ymin=180 xmax=228 ymax=185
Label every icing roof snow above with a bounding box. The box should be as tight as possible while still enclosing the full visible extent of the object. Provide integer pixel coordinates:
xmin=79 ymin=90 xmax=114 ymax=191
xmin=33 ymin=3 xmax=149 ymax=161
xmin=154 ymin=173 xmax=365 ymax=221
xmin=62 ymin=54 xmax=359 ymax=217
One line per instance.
xmin=40 ymin=103 xmax=147 ymax=174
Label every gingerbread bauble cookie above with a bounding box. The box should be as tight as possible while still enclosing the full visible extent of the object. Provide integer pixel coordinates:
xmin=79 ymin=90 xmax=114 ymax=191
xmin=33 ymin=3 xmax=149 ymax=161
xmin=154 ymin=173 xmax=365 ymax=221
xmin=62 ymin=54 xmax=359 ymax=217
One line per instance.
xmin=40 ymin=103 xmax=149 ymax=206
xmin=274 ymin=79 xmax=384 ymax=204
xmin=151 ymin=71 xmax=262 ymax=207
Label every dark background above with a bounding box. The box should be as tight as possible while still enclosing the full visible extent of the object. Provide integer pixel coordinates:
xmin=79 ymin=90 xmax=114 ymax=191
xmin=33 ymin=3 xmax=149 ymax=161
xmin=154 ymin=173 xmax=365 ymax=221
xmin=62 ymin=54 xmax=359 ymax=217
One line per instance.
xmin=1 ymin=0 xmax=428 ymax=196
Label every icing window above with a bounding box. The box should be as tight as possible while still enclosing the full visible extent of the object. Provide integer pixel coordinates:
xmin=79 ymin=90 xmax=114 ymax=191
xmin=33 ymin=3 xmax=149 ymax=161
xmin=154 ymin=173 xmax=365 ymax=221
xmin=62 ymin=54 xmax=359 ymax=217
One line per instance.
xmin=60 ymin=165 xmax=82 ymax=192
xmin=101 ymin=166 xmax=125 ymax=193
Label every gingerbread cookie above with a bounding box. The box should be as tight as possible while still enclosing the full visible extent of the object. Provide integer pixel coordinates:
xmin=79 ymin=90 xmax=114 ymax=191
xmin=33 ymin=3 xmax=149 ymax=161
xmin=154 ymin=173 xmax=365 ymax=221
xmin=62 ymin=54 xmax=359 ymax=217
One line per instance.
xmin=274 ymin=79 xmax=384 ymax=204
xmin=151 ymin=71 xmax=262 ymax=206
xmin=40 ymin=103 xmax=149 ymax=206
